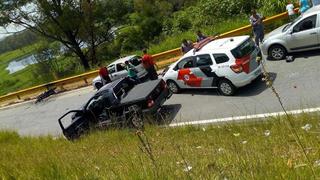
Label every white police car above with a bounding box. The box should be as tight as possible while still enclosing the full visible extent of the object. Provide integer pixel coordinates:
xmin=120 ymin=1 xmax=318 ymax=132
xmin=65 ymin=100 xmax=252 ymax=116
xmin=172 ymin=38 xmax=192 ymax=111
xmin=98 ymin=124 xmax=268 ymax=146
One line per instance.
xmin=161 ymin=35 xmax=263 ymax=96
xmin=92 ymin=55 xmax=147 ymax=90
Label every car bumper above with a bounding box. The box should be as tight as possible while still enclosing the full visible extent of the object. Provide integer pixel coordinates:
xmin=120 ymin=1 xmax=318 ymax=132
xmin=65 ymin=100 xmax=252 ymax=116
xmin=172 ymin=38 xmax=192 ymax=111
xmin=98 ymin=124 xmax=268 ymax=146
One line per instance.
xmin=142 ymin=88 xmax=172 ymax=114
xmin=260 ymin=42 xmax=269 ymax=56
xmin=232 ymin=65 xmax=263 ymax=87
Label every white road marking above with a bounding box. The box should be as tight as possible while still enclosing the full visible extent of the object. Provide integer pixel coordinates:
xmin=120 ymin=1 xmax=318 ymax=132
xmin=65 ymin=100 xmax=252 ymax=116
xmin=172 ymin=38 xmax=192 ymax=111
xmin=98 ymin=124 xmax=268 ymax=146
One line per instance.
xmin=169 ymin=107 xmax=320 ymax=127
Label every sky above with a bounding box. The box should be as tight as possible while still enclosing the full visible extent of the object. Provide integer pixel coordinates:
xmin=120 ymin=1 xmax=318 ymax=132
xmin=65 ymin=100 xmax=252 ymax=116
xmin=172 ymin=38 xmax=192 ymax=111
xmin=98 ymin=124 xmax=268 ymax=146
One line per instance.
xmin=0 ymin=24 xmax=25 ymax=40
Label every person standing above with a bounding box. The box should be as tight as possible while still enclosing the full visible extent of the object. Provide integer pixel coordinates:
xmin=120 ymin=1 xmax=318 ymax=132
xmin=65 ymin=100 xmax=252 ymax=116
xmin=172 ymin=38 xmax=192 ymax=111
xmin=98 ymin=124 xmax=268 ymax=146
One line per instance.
xmin=98 ymin=64 xmax=111 ymax=85
xmin=125 ymin=60 xmax=140 ymax=84
xmin=300 ymin=0 xmax=310 ymax=14
xmin=196 ymin=30 xmax=207 ymax=42
xmin=249 ymin=9 xmax=265 ymax=47
xmin=141 ymin=49 xmax=158 ymax=80
xmin=181 ymin=39 xmax=194 ymax=54
xmin=286 ymin=1 xmax=297 ymax=21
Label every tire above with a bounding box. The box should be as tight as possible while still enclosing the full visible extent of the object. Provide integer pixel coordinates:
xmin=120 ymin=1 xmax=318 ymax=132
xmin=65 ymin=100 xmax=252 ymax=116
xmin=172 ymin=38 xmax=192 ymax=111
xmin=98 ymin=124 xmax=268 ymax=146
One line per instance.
xmin=95 ymin=82 xmax=103 ymax=90
xmin=268 ymin=45 xmax=287 ymax=60
xmin=218 ymin=79 xmax=236 ymax=96
xmin=166 ymin=80 xmax=180 ymax=94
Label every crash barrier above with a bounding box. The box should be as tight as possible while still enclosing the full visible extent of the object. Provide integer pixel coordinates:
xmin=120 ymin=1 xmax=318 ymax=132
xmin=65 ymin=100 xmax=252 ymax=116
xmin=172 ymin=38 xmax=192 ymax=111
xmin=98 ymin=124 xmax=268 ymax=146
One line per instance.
xmin=0 ymin=10 xmax=291 ymax=106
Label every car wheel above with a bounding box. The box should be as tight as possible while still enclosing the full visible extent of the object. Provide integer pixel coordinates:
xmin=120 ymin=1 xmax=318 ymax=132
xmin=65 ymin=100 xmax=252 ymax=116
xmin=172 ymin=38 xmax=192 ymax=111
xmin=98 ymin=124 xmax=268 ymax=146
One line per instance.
xmin=269 ymin=45 xmax=286 ymax=60
xmin=95 ymin=82 xmax=103 ymax=90
xmin=167 ymin=80 xmax=180 ymax=93
xmin=218 ymin=79 xmax=236 ymax=96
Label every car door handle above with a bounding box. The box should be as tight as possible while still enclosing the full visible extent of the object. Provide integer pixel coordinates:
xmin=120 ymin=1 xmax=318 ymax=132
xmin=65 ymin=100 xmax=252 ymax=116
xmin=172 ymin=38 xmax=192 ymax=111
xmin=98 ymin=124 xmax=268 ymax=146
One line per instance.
xmin=310 ymin=32 xmax=317 ymax=35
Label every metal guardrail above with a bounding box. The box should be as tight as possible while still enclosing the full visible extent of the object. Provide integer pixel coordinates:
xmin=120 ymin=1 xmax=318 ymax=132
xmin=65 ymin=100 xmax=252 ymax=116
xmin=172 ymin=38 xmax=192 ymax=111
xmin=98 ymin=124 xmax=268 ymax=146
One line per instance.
xmin=0 ymin=10 xmax=290 ymax=106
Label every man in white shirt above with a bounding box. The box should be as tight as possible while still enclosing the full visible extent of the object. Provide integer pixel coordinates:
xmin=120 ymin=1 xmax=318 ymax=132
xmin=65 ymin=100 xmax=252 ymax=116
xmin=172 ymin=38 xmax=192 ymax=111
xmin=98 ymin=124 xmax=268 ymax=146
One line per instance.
xmin=286 ymin=2 xmax=296 ymax=21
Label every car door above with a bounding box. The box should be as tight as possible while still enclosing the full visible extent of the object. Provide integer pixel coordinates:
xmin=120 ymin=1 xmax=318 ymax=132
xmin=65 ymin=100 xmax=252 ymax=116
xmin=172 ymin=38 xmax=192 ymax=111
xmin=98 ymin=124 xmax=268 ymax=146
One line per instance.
xmin=110 ymin=63 xmax=127 ymax=80
xmin=175 ymin=56 xmax=198 ymax=88
xmin=286 ymin=14 xmax=319 ymax=51
xmin=212 ymin=53 xmax=230 ymax=87
xmin=193 ymin=54 xmax=216 ymax=88
xmin=129 ymin=56 xmax=147 ymax=77
xmin=107 ymin=64 xmax=117 ymax=81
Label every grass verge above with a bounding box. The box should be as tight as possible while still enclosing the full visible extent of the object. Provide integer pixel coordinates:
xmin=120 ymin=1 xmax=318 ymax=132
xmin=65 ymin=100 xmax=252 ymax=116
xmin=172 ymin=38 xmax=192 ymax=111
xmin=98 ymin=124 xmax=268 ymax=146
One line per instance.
xmin=0 ymin=113 xmax=319 ymax=179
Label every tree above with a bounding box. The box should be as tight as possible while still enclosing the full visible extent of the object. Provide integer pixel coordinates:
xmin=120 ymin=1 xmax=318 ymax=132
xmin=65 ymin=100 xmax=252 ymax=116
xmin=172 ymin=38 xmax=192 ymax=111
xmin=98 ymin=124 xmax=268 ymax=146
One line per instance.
xmin=0 ymin=0 xmax=131 ymax=70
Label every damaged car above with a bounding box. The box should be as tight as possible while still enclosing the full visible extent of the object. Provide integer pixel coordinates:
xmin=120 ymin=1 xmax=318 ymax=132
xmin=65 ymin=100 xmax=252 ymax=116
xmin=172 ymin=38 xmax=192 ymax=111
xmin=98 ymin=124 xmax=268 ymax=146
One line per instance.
xmin=58 ymin=77 xmax=172 ymax=140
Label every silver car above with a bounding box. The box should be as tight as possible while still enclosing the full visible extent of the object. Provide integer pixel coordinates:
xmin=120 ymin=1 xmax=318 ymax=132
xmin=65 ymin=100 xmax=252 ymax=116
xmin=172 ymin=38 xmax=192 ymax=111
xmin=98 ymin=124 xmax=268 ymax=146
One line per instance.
xmin=261 ymin=6 xmax=320 ymax=60
xmin=92 ymin=55 xmax=147 ymax=89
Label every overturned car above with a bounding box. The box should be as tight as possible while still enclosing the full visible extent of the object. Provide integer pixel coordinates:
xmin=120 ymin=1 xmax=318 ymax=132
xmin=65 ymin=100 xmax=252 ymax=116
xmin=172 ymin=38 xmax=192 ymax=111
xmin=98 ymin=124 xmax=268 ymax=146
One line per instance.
xmin=58 ymin=77 xmax=172 ymax=140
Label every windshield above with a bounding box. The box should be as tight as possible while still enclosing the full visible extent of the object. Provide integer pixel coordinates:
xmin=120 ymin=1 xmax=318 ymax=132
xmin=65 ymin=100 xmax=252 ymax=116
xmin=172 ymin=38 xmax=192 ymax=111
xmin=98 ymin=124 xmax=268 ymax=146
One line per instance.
xmin=282 ymin=15 xmax=303 ymax=32
xmin=231 ymin=39 xmax=256 ymax=58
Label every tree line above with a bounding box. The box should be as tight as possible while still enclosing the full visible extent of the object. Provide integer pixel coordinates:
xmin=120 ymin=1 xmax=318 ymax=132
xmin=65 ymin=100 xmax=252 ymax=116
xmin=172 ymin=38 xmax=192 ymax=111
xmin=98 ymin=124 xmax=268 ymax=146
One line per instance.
xmin=0 ymin=29 xmax=38 ymax=54
xmin=0 ymin=0 xmax=287 ymax=70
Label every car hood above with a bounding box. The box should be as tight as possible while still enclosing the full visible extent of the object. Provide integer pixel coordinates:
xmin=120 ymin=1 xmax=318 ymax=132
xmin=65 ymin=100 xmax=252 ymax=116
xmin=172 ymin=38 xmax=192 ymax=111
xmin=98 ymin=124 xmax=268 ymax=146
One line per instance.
xmin=264 ymin=24 xmax=288 ymax=40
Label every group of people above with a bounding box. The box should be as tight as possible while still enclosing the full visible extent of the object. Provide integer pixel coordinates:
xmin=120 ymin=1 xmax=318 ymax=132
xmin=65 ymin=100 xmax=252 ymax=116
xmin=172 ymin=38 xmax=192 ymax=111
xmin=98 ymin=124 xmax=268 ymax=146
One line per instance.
xmin=180 ymin=31 xmax=208 ymax=54
xmin=98 ymin=48 xmax=158 ymax=87
xmin=251 ymin=0 xmax=320 ymax=47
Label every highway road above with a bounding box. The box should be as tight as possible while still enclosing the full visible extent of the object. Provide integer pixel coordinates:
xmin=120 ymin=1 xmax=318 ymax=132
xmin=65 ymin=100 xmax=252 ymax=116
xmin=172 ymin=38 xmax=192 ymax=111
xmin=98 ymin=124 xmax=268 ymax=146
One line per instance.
xmin=1 ymin=51 xmax=320 ymax=136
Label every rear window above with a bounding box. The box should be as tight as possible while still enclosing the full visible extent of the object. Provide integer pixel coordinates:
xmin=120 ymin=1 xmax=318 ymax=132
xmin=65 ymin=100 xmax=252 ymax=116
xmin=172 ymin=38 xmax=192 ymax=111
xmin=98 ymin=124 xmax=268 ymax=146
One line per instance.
xmin=196 ymin=54 xmax=212 ymax=67
xmin=213 ymin=54 xmax=229 ymax=64
xmin=231 ymin=39 xmax=256 ymax=58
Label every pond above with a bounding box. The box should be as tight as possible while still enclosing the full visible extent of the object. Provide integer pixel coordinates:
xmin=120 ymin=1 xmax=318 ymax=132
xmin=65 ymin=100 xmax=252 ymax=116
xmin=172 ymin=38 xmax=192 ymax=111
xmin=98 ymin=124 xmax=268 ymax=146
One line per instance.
xmin=5 ymin=55 xmax=37 ymax=74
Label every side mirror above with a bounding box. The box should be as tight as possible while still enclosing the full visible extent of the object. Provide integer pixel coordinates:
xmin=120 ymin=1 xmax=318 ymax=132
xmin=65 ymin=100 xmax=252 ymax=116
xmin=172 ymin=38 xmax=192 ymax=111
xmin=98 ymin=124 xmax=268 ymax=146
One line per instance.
xmin=288 ymin=29 xmax=293 ymax=34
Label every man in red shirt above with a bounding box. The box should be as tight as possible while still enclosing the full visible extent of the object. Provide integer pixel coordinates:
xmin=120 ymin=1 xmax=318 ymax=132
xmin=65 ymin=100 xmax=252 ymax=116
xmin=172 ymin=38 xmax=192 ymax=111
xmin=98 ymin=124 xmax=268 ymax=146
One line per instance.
xmin=142 ymin=48 xmax=158 ymax=80
xmin=98 ymin=64 xmax=111 ymax=84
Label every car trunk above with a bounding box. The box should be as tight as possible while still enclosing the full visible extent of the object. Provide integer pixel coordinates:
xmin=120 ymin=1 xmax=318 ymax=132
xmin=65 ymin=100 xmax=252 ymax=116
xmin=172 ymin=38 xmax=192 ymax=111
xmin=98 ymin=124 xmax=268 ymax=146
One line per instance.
xmin=120 ymin=79 xmax=162 ymax=106
xmin=231 ymin=38 xmax=260 ymax=74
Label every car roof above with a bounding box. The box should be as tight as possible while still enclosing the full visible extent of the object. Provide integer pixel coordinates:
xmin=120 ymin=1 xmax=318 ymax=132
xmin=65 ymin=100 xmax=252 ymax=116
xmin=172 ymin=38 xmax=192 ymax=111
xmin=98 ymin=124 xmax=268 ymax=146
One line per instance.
xmin=184 ymin=35 xmax=249 ymax=57
xmin=303 ymin=5 xmax=320 ymax=16
xmin=109 ymin=55 xmax=137 ymax=66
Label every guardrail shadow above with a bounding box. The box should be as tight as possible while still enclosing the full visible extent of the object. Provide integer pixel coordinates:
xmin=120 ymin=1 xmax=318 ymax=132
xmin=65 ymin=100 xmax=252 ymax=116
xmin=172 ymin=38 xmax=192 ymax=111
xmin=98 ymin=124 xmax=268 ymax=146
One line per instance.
xmin=177 ymin=72 xmax=277 ymax=97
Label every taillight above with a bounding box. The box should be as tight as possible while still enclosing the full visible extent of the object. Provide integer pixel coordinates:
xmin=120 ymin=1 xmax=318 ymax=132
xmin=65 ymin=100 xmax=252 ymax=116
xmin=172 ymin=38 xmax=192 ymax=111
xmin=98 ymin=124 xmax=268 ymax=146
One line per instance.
xmin=147 ymin=99 xmax=155 ymax=108
xmin=230 ymin=55 xmax=250 ymax=74
xmin=230 ymin=64 xmax=243 ymax=73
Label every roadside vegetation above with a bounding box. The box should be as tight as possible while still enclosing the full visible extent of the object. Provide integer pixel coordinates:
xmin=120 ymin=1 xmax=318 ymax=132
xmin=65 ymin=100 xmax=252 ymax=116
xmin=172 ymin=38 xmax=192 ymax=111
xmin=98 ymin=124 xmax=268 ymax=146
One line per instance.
xmin=0 ymin=0 xmax=290 ymax=96
xmin=0 ymin=113 xmax=319 ymax=179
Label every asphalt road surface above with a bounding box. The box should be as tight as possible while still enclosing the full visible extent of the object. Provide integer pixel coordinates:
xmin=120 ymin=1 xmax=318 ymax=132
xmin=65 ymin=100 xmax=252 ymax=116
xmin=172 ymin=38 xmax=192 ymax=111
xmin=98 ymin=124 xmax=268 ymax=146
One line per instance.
xmin=1 ymin=51 xmax=320 ymax=136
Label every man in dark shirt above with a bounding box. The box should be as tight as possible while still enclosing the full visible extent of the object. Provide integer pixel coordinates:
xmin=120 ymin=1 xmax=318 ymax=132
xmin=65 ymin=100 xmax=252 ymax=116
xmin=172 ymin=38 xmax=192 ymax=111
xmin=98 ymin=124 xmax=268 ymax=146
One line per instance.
xmin=196 ymin=30 xmax=207 ymax=42
xmin=141 ymin=49 xmax=158 ymax=80
xmin=181 ymin=39 xmax=194 ymax=54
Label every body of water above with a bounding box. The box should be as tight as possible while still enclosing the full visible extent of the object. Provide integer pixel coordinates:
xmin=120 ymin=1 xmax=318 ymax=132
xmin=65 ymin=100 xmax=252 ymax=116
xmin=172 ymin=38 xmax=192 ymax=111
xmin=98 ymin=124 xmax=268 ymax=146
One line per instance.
xmin=5 ymin=55 xmax=37 ymax=74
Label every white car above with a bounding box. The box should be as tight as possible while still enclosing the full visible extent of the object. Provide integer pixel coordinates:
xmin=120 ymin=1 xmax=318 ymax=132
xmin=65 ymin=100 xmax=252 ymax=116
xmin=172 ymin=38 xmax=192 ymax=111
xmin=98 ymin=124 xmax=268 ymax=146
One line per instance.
xmin=261 ymin=6 xmax=320 ymax=60
xmin=92 ymin=55 xmax=147 ymax=89
xmin=161 ymin=35 xmax=263 ymax=96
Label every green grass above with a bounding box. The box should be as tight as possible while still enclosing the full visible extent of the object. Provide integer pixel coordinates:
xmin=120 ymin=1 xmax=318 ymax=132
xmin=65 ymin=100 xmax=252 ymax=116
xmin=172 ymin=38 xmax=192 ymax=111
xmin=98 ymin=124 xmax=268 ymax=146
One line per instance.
xmin=0 ymin=44 xmax=41 ymax=95
xmin=0 ymin=113 xmax=319 ymax=179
